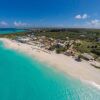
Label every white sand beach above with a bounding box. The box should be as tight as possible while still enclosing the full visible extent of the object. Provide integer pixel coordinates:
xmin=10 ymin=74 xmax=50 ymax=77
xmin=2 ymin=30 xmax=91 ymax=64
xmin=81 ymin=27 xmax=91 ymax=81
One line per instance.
xmin=0 ymin=38 xmax=100 ymax=88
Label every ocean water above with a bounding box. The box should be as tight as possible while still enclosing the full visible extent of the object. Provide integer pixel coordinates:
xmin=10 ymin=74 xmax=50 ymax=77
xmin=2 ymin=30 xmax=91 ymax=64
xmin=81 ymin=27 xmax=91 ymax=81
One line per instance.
xmin=0 ymin=42 xmax=100 ymax=100
xmin=0 ymin=28 xmax=25 ymax=34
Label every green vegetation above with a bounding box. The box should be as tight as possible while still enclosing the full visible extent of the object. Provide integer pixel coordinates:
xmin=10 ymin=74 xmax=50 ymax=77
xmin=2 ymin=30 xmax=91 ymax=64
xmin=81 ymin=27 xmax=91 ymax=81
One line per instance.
xmin=74 ymin=41 xmax=100 ymax=55
xmin=48 ymin=44 xmax=67 ymax=54
xmin=34 ymin=28 xmax=100 ymax=40
xmin=0 ymin=28 xmax=100 ymax=60
xmin=0 ymin=32 xmax=29 ymax=39
xmin=56 ymin=47 xmax=66 ymax=54
xmin=34 ymin=28 xmax=100 ymax=58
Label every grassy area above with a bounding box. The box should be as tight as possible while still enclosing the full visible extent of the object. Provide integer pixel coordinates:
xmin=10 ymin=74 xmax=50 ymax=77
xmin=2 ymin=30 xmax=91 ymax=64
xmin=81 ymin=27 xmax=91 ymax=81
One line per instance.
xmin=0 ymin=32 xmax=29 ymax=39
xmin=34 ymin=28 xmax=100 ymax=58
xmin=0 ymin=28 xmax=100 ymax=59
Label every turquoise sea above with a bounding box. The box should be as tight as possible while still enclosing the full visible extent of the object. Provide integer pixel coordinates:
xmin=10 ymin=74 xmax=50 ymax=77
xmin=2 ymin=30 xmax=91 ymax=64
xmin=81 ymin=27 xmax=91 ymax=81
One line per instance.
xmin=0 ymin=28 xmax=25 ymax=34
xmin=0 ymin=42 xmax=100 ymax=100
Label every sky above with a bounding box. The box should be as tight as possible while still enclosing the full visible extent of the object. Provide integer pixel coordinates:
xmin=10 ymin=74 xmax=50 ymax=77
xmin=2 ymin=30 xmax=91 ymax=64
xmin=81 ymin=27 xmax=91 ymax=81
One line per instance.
xmin=0 ymin=0 xmax=100 ymax=28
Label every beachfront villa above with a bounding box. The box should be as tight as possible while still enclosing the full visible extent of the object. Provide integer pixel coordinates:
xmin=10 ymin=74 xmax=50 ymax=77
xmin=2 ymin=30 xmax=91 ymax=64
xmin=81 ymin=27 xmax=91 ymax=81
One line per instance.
xmin=16 ymin=37 xmax=31 ymax=43
xmin=15 ymin=35 xmax=99 ymax=65
xmin=0 ymin=34 xmax=100 ymax=100
xmin=81 ymin=53 xmax=94 ymax=61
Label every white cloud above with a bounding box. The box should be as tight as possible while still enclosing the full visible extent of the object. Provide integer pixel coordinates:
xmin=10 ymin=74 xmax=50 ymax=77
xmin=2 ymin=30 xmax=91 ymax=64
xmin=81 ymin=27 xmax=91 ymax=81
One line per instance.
xmin=82 ymin=14 xmax=88 ymax=19
xmin=86 ymin=19 xmax=100 ymax=28
xmin=75 ymin=14 xmax=88 ymax=19
xmin=75 ymin=15 xmax=81 ymax=19
xmin=71 ymin=19 xmax=100 ymax=28
xmin=0 ymin=21 xmax=8 ymax=26
xmin=14 ymin=21 xmax=28 ymax=27
xmin=91 ymin=19 xmax=100 ymax=25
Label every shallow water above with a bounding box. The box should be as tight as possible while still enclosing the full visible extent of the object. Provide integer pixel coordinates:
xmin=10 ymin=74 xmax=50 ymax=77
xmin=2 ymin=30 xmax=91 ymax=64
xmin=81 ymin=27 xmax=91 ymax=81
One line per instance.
xmin=0 ymin=28 xmax=25 ymax=34
xmin=0 ymin=42 xmax=100 ymax=100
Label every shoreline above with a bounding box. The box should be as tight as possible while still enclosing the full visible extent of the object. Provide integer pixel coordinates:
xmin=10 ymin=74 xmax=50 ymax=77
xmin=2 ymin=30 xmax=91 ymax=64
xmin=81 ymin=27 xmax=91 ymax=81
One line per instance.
xmin=0 ymin=38 xmax=100 ymax=89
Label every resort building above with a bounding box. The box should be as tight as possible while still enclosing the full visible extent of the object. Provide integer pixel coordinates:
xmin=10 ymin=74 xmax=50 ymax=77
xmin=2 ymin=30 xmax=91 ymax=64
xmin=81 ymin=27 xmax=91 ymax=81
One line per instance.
xmin=16 ymin=37 xmax=30 ymax=43
xmin=81 ymin=53 xmax=94 ymax=61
